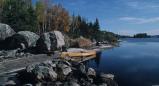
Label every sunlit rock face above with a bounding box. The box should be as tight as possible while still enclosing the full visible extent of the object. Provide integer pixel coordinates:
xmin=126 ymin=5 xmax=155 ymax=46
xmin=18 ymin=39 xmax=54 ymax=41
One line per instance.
xmin=54 ymin=31 xmax=65 ymax=48
xmin=36 ymin=32 xmax=57 ymax=53
xmin=36 ymin=31 xmax=65 ymax=53
xmin=0 ymin=23 xmax=15 ymax=40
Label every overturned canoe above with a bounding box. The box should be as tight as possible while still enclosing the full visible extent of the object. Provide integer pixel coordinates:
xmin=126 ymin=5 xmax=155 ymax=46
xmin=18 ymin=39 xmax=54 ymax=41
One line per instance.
xmin=61 ymin=50 xmax=96 ymax=58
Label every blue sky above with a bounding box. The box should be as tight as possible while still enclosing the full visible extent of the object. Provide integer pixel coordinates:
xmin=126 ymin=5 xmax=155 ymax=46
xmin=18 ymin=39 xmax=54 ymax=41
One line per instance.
xmin=33 ymin=0 xmax=159 ymax=35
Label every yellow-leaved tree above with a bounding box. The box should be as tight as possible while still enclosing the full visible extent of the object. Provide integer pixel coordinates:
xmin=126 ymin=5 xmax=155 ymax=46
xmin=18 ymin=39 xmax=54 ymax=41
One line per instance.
xmin=49 ymin=4 xmax=70 ymax=32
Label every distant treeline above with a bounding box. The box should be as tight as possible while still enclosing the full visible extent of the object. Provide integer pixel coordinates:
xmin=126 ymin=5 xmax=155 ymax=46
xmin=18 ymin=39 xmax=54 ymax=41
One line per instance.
xmin=118 ymin=33 xmax=159 ymax=38
xmin=0 ymin=0 xmax=117 ymax=42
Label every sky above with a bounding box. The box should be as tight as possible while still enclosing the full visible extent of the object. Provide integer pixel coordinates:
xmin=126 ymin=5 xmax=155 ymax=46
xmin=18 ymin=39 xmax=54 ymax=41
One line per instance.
xmin=33 ymin=0 xmax=159 ymax=35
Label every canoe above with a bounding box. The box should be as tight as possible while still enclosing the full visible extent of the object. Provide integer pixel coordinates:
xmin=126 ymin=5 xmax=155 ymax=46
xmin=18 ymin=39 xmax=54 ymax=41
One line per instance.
xmin=61 ymin=50 xmax=96 ymax=58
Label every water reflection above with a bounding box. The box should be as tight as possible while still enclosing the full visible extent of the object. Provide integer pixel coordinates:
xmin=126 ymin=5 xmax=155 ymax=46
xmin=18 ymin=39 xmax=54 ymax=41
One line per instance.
xmin=86 ymin=38 xmax=159 ymax=86
xmin=94 ymin=52 xmax=102 ymax=68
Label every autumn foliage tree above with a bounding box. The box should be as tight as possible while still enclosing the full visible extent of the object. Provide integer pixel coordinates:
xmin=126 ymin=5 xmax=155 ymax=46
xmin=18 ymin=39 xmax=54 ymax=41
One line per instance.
xmin=35 ymin=1 xmax=70 ymax=34
xmin=48 ymin=4 xmax=70 ymax=32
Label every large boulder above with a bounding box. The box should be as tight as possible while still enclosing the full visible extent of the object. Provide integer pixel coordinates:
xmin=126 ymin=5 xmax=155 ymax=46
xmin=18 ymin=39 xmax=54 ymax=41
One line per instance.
xmin=36 ymin=32 xmax=57 ymax=53
xmin=4 ymin=31 xmax=39 ymax=50
xmin=36 ymin=31 xmax=65 ymax=53
xmin=0 ymin=23 xmax=15 ymax=40
xmin=25 ymin=59 xmax=73 ymax=82
xmin=26 ymin=63 xmax=57 ymax=81
xmin=17 ymin=31 xmax=39 ymax=48
xmin=57 ymin=63 xmax=72 ymax=76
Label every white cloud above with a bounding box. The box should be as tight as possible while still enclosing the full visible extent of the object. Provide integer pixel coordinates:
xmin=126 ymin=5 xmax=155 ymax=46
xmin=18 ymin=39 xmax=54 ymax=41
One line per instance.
xmin=119 ymin=17 xmax=159 ymax=24
xmin=126 ymin=1 xmax=159 ymax=10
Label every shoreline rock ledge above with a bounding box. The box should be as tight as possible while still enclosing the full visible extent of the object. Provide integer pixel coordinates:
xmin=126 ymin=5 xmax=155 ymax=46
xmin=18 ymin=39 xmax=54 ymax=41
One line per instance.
xmin=5 ymin=59 xmax=118 ymax=86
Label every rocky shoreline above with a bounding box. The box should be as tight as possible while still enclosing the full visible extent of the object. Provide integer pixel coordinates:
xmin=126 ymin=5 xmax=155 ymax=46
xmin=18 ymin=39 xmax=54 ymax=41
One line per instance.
xmin=0 ymin=44 xmax=117 ymax=86
xmin=0 ymin=23 xmax=118 ymax=86
xmin=4 ymin=59 xmax=118 ymax=86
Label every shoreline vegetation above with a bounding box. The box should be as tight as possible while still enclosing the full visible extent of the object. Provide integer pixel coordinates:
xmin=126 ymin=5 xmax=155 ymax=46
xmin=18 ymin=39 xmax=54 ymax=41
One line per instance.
xmin=0 ymin=0 xmax=119 ymax=86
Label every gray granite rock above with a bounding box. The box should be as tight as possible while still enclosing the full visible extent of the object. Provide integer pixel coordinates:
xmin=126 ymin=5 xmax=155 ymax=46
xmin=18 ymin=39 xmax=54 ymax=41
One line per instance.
xmin=4 ymin=31 xmax=39 ymax=49
xmin=87 ymin=68 xmax=96 ymax=77
xmin=0 ymin=23 xmax=15 ymax=40
xmin=36 ymin=32 xmax=57 ymax=53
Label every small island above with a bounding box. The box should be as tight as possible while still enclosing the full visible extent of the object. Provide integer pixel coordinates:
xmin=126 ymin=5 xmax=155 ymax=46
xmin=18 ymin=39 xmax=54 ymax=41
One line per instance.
xmin=133 ymin=33 xmax=150 ymax=38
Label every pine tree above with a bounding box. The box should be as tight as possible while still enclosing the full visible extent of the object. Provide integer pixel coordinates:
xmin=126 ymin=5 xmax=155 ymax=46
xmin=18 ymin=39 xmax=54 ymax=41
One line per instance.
xmin=36 ymin=0 xmax=45 ymax=34
xmin=1 ymin=0 xmax=37 ymax=32
xmin=93 ymin=18 xmax=100 ymax=41
xmin=0 ymin=0 xmax=5 ymax=22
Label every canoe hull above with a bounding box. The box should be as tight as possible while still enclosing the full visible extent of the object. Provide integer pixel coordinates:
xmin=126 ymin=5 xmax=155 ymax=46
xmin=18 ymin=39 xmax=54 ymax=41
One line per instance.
xmin=61 ymin=50 xmax=96 ymax=57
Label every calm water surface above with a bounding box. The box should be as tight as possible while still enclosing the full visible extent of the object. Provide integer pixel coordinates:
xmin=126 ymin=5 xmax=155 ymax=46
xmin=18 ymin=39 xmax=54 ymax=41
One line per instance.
xmin=87 ymin=38 xmax=159 ymax=86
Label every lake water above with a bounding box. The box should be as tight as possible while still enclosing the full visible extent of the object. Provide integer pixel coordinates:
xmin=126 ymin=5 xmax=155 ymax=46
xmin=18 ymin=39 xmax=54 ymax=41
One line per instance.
xmin=87 ymin=38 xmax=159 ymax=86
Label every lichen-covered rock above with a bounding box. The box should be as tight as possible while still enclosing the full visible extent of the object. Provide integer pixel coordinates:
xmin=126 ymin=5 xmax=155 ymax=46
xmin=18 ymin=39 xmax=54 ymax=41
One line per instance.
xmin=87 ymin=68 xmax=96 ymax=77
xmin=18 ymin=59 xmax=118 ymax=86
xmin=36 ymin=32 xmax=57 ymax=53
xmin=0 ymin=23 xmax=15 ymax=40
xmin=26 ymin=64 xmax=57 ymax=81
xmin=36 ymin=31 xmax=66 ymax=53
xmin=25 ymin=60 xmax=72 ymax=82
xmin=57 ymin=63 xmax=72 ymax=76
xmin=4 ymin=31 xmax=39 ymax=49
xmin=100 ymin=73 xmax=114 ymax=80
xmin=17 ymin=31 xmax=39 ymax=48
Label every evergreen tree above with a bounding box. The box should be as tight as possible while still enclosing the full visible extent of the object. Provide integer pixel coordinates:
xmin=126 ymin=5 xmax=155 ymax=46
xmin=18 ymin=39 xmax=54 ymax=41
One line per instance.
xmin=0 ymin=0 xmax=5 ymax=22
xmin=1 ymin=0 xmax=37 ymax=32
xmin=36 ymin=0 xmax=46 ymax=34
xmin=93 ymin=18 xmax=100 ymax=41
xmin=94 ymin=18 xmax=100 ymax=31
